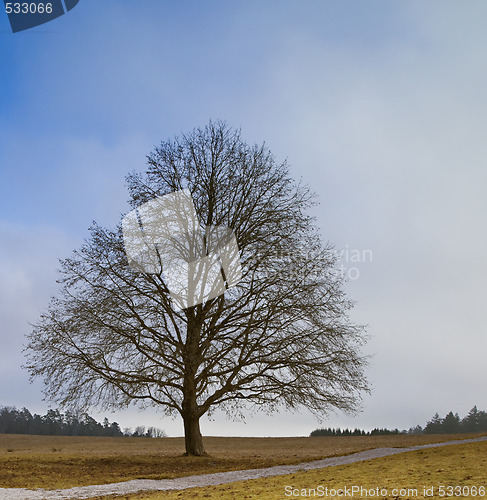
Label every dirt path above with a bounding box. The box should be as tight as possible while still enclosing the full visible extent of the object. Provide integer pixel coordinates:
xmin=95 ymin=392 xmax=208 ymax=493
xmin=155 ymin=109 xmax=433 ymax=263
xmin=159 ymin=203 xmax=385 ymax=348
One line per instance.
xmin=1 ymin=436 xmax=485 ymax=500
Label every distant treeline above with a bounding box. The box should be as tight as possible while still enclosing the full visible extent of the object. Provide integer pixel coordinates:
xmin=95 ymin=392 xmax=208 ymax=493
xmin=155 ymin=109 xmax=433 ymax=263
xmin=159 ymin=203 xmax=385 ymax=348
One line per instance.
xmin=0 ymin=406 xmax=166 ymax=438
xmin=310 ymin=427 xmax=401 ymax=437
xmin=310 ymin=406 xmax=487 ymax=437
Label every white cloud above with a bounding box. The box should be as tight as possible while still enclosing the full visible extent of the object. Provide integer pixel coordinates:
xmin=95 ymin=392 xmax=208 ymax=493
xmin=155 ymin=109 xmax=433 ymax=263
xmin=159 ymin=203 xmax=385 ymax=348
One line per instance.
xmin=1 ymin=1 xmax=487 ymax=435
xmin=0 ymin=220 xmax=74 ymax=407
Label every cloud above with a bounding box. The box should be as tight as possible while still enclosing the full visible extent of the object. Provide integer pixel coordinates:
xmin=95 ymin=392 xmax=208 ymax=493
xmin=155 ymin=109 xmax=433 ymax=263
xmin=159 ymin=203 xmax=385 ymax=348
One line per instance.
xmin=1 ymin=1 xmax=486 ymax=434
xmin=0 ymin=220 xmax=73 ymax=406
xmin=229 ymin=2 xmax=487 ymax=428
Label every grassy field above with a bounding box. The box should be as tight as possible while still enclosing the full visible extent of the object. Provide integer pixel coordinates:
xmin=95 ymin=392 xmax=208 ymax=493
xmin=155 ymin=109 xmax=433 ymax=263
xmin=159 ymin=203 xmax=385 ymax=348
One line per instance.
xmin=96 ymin=439 xmax=487 ymax=500
xmin=0 ymin=433 xmax=484 ymax=490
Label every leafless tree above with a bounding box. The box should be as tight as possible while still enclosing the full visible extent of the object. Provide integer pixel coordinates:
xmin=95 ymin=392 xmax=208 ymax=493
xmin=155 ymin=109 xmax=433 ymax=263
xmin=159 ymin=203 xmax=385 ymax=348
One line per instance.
xmin=146 ymin=426 xmax=167 ymax=438
xmin=25 ymin=121 xmax=369 ymax=456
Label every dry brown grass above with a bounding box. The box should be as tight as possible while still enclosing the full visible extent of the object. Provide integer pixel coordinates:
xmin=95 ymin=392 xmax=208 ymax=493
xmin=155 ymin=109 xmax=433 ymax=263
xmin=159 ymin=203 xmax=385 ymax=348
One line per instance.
xmin=0 ymin=433 xmax=483 ymax=489
xmin=102 ymin=440 xmax=487 ymax=500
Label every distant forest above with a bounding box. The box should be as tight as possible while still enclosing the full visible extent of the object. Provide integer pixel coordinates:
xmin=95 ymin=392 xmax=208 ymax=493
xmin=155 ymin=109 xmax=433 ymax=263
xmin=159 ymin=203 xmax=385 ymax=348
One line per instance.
xmin=310 ymin=406 xmax=487 ymax=437
xmin=2 ymin=405 xmax=486 ymax=438
xmin=0 ymin=406 xmax=166 ymax=437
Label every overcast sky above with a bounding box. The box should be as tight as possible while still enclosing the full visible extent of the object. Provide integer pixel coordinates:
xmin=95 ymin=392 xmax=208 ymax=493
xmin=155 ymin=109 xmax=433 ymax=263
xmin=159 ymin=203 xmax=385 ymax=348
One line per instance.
xmin=1 ymin=1 xmax=486 ymax=437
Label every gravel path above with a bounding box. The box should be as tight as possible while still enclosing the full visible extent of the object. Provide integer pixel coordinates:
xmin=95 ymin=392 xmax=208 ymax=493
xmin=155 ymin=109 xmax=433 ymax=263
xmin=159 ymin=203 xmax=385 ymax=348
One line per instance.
xmin=1 ymin=436 xmax=485 ymax=500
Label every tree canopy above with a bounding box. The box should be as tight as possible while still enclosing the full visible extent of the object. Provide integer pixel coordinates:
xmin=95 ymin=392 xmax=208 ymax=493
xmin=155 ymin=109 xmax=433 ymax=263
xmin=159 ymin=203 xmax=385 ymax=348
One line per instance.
xmin=25 ymin=121 xmax=369 ymax=455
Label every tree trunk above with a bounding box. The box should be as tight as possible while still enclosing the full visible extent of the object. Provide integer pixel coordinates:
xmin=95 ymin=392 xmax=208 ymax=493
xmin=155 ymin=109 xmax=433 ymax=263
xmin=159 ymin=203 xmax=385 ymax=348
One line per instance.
xmin=182 ymin=315 xmax=206 ymax=456
xmin=182 ymin=410 xmax=205 ymax=456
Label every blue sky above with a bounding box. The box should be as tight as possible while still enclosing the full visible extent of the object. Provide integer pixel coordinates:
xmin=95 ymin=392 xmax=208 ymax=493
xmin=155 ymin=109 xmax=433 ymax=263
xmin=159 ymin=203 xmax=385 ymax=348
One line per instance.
xmin=1 ymin=1 xmax=487 ymax=437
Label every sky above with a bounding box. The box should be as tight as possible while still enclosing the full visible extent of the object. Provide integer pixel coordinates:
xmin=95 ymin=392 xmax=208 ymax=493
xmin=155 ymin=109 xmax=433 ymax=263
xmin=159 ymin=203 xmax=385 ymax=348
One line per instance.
xmin=1 ymin=0 xmax=486 ymax=438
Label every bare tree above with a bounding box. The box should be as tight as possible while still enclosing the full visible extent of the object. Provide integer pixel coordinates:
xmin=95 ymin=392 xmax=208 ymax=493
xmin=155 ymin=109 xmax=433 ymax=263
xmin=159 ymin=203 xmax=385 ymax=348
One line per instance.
xmin=25 ymin=121 xmax=369 ymax=456
xmin=146 ymin=426 xmax=167 ymax=438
